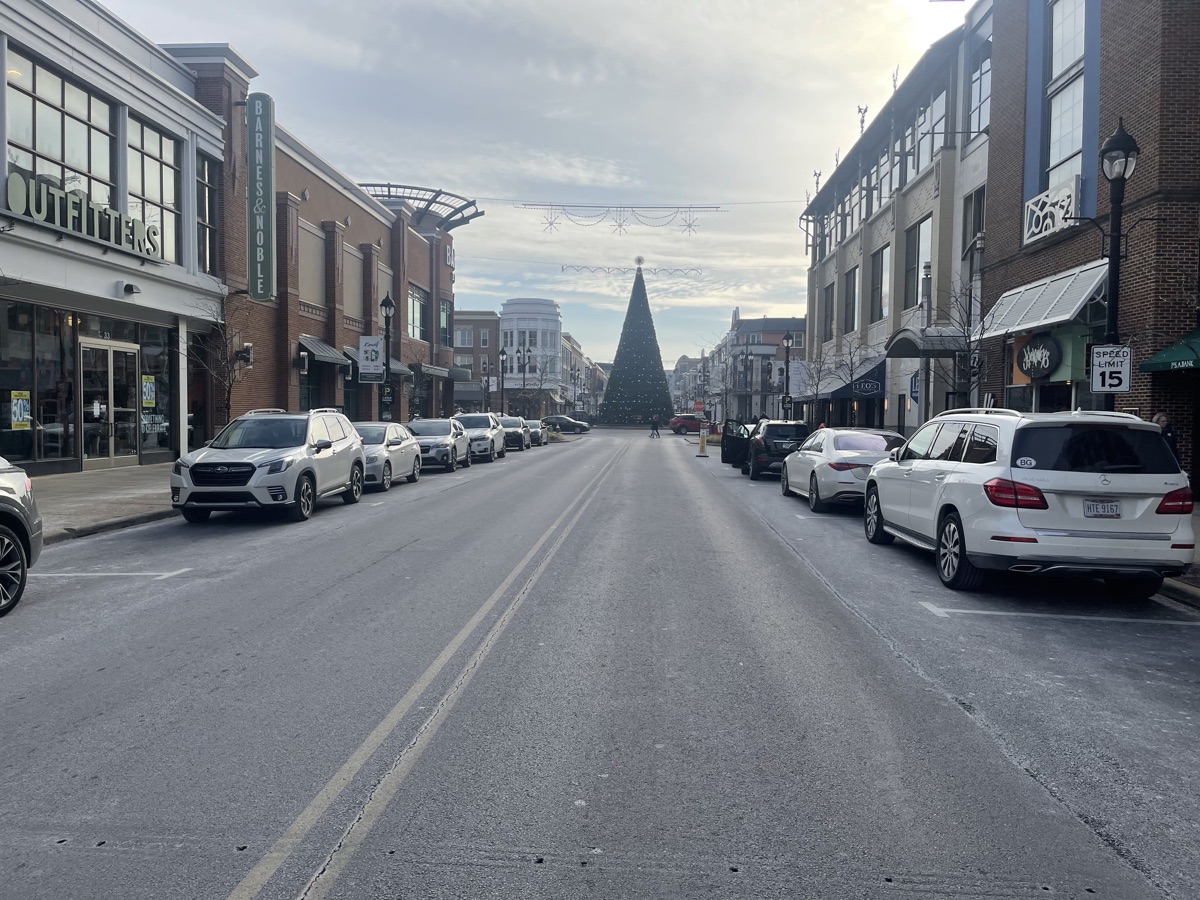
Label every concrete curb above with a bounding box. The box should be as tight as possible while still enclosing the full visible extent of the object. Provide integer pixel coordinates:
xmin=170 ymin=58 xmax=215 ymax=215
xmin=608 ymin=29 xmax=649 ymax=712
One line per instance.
xmin=1161 ymin=578 xmax=1200 ymax=611
xmin=43 ymin=509 xmax=180 ymax=546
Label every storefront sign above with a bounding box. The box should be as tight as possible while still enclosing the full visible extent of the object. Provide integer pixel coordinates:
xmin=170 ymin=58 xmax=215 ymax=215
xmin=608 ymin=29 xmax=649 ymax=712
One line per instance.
xmin=142 ymin=375 xmax=156 ymax=408
xmin=5 ymin=171 xmax=161 ymax=260
xmin=10 ymin=391 xmax=30 ymax=430
xmin=246 ymin=93 xmax=277 ymax=301
xmin=1016 ymin=333 xmax=1062 ymax=379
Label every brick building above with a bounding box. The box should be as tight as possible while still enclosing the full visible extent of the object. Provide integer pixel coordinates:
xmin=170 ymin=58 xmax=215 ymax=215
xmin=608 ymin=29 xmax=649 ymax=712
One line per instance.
xmin=979 ymin=0 xmax=1200 ymax=483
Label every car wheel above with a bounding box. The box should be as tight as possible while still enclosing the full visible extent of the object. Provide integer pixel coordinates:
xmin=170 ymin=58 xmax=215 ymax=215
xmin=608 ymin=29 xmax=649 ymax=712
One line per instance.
xmin=749 ymin=458 xmax=761 ymax=481
xmin=342 ymin=465 xmax=364 ymax=504
xmin=445 ymin=450 xmax=457 ymax=473
xmin=380 ymin=462 xmax=393 ymax=492
xmin=864 ymin=487 xmax=894 ymax=545
xmin=407 ymin=457 xmax=421 ymax=483
xmin=0 ymin=524 xmax=29 ymax=617
xmin=1103 ymin=574 xmax=1164 ymax=600
xmin=936 ymin=511 xmax=984 ymax=591
xmin=462 ymin=448 xmax=472 ymax=468
xmin=486 ymin=444 xmax=496 ymax=463
xmin=181 ymin=508 xmax=211 ymax=524
xmin=499 ymin=444 xmax=507 ymax=458
xmin=808 ymin=474 xmax=829 ymax=513
xmin=575 ymin=425 xmax=584 ymax=434
xmin=781 ymin=467 xmax=792 ymax=496
xmin=288 ymin=475 xmax=315 ymax=522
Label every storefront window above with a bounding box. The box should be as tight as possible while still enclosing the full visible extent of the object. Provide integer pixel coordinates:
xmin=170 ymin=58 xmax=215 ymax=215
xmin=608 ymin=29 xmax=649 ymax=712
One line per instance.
xmin=0 ymin=302 xmax=35 ymax=462
xmin=1005 ymin=385 xmax=1033 ymax=412
xmin=140 ymin=325 xmax=173 ymax=453
xmin=35 ymin=307 xmax=75 ymax=460
xmin=79 ymin=314 xmax=136 ymax=342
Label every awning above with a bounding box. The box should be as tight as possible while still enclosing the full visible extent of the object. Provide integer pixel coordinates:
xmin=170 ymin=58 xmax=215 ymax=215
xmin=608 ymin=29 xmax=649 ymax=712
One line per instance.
xmin=825 ymin=358 xmax=887 ymax=400
xmin=453 ymin=383 xmax=483 ymax=399
xmin=885 ymin=325 xmax=965 ymax=358
xmin=342 ymin=346 xmax=412 ymax=376
xmin=299 ymin=334 xmax=350 ymax=367
xmin=1140 ymin=329 xmax=1200 ymax=373
xmin=978 ymin=258 xmax=1107 ymax=340
xmin=448 ymin=366 xmax=473 ymax=382
xmin=421 ymin=364 xmax=450 ymax=379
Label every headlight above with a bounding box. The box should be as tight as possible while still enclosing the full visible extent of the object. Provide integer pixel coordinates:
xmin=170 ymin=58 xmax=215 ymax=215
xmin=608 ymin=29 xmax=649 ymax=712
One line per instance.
xmin=365 ymin=454 xmax=379 ymax=463
xmin=260 ymin=457 xmax=296 ymax=475
xmin=172 ymin=460 xmax=189 ymax=476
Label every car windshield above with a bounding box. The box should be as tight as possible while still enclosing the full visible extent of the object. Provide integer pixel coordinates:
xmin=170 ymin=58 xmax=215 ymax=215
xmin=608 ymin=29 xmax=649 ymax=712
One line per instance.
xmin=408 ymin=420 xmax=451 ymax=436
xmin=1011 ymin=424 xmax=1181 ymax=474
xmin=355 ymin=425 xmax=387 ymax=444
xmin=211 ymin=417 xmax=307 ymax=450
xmin=456 ymin=415 xmax=492 ymax=429
xmin=500 ymin=417 xmax=522 ymax=427
xmin=834 ymin=432 xmax=906 ymax=452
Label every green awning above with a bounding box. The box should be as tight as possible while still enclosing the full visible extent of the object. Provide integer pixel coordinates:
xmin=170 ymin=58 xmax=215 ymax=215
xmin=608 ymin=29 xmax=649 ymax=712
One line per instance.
xmin=1140 ymin=329 xmax=1200 ymax=373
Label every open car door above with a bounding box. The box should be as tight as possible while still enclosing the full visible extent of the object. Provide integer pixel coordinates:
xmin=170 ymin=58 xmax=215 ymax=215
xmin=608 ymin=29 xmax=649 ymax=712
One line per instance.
xmin=721 ymin=418 xmax=750 ymax=464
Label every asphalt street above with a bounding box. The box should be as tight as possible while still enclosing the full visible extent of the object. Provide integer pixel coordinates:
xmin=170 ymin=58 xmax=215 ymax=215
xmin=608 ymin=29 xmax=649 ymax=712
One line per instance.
xmin=0 ymin=430 xmax=1196 ymax=899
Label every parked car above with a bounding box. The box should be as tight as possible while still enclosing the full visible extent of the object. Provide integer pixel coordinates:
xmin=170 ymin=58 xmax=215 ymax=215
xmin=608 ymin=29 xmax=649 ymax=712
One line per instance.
xmin=721 ymin=418 xmax=753 ymax=464
xmin=408 ymin=418 xmax=471 ymax=472
xmin=669 ymin=413 xmax=706 ymax=434
xmin=0 ymin=457 xmax=43 ymax=617
xmin=453 ymin=412 xmax=507 ymax=462
xmin=171 ymin=407 xmax=366 ymax=523
xmin=542 ymin=415 xmax=590 ymax=434
xmin=783 ymin=428 xmax=906 ymax=512
xmin=863 ymin=408 xmax=1195 ymax=596
xmin=566 ymin=410 xmax=595 ymax=425
xmin=353 ymin=421 xmax=421 ymax=490
xmin=498 ymin=416 xmax=531 ymax=451
xmin=528 ymin=420 xmax=547 ymax=446
xmin=738 ymin=419 xmax=812 ymax=480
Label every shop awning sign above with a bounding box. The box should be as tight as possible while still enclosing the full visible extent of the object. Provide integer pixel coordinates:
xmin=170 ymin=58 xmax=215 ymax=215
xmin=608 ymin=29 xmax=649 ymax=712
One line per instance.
xmin=246 ymin=93 xmax=277 ymax=301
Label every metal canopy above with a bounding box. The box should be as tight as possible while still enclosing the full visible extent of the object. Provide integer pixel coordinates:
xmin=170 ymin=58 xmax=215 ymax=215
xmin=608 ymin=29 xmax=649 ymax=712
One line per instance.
xmin=358 ymin=184 xmax=484 ymax=232
xmin=885 ymin=325 xmax=966 ymax=358
xmin=299 ymin=334 xmax=350 ymax=367
xmin=978 ymin=258 xmax=1107 ymax=341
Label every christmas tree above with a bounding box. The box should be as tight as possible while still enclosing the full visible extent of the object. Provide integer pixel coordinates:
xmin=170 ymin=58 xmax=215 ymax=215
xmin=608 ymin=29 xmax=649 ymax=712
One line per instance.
xmin=598 ymin=262 xmax=675 ymax=425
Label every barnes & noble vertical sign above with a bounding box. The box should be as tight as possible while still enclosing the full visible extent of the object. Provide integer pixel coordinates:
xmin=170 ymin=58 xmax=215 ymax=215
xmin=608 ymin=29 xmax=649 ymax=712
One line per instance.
xmin=247 ymin=93 xmax=277 ymax=301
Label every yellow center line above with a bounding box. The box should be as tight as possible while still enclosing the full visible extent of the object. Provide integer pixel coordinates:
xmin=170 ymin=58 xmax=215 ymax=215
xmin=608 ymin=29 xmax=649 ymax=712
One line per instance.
xmin=226 ymin=439 xmax=630 ymax=900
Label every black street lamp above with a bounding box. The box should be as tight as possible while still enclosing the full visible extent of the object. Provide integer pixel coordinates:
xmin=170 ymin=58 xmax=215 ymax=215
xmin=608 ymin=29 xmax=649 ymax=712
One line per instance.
xmin=481 ymin=359 xmax=490 ymax=412
xmin=498 ymin=348 xmax=508 ymax=414
xmin=1099 ymin=117 xmax=1140 ymax=412
xmin=516 ymin=346 xmax=529 ymax=416
xmin=782 ymin=331 xmax=794 ymax=419
xmin=379 ymin=291 xmax=395 ymax=420
xmin=739 ymin=349 xmax=750 ymax=419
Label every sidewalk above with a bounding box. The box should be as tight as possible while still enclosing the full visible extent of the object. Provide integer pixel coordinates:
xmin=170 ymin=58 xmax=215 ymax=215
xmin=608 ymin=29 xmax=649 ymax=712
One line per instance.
xmin=32 ymin=463 xmax=177 ymax=545
xmin=682 ymin=435 xmax=1200 ymax=608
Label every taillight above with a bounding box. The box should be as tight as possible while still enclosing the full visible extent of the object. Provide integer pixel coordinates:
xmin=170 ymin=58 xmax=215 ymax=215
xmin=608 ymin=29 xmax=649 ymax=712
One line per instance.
xmin=752 ymin=438 xmax=765 ymax=449
xmin=1156 ymin=487 xmax=1194 ymax=515
xmin=24 ymin=476 xmax=32 ymax=493
xmin=983 ymin=477 xmax=1049 ymax=509
xmin=828 ymin=462 xmax=866 ymax=471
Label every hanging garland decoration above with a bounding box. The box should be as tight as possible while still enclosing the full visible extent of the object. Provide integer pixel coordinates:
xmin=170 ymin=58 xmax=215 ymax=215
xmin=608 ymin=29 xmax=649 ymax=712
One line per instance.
xmin=519 ymin=203 xmax=723 ymax=234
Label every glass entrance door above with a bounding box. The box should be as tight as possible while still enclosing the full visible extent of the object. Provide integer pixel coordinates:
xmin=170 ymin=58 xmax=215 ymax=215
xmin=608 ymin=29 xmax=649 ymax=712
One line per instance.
xmin=81 ymin=342 xmax=141 ymax=469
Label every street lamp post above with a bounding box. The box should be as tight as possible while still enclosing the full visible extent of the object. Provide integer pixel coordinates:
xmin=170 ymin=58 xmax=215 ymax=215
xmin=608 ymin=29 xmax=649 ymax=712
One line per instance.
xmin=516 ymin=346 xmax=528 ymax=417
xmin=782 ymin=331 xmax=793 ymax=417
xmin=379 ymin=291 xmax=395 ymax=420
xmin=740 ymin=350 xmax=750 ymax=419
xmin=1099 ymin=118 xmax=1140 ymax=412
xmin=498 ymin=348 xmax=508 ymax=415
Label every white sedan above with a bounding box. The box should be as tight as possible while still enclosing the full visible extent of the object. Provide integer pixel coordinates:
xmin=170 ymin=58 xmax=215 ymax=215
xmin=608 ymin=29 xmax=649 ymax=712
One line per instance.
xmin=353 ymin=421 xmax=421 ymax=491
xmin=782 ymin=428 xmax=905 ymax=512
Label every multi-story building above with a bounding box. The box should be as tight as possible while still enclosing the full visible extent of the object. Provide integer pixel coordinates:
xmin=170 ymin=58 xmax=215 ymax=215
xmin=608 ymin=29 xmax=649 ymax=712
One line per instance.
xmin=707 ymin=311 xmax=807 ymax=422
xmin=802 ymin=1 xmax=992 ymax=435
xmin=452 ymin=310 xmax=499 ymax=412
xmin=978 ymin=0 xmax=1199 ymax=484
xmin=498 ymin=297 xmax=562 ymax=419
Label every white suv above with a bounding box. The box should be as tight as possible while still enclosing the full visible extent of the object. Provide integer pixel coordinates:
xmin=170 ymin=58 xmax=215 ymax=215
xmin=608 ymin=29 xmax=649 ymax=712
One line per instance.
xmin=171 ymin=408 xmax=366 ymax=523
xmin=863 ymin=408 xmax=1194 ymax=597
xmin=453 ymin=412 xmax=507 ymax=463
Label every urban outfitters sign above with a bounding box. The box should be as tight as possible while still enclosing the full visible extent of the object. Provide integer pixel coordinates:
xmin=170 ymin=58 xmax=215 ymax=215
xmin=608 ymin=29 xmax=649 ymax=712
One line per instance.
xmin=5 ymin=171 xmax=161 ymax=260
xmin=246 ymin=93 xmax=276 ymax=301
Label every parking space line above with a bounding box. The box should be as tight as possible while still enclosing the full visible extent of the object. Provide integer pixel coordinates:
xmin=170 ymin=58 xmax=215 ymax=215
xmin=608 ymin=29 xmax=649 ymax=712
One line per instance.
xmin=918 ymin=600 xmax=1200 ymax=625
xmin=32 ymin=569 xmax=192 ymax=580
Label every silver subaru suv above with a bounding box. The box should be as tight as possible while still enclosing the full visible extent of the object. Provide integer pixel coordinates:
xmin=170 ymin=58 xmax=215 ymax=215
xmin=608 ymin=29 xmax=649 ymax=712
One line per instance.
xmin=171 ymin=408 xmax=366 ymax=523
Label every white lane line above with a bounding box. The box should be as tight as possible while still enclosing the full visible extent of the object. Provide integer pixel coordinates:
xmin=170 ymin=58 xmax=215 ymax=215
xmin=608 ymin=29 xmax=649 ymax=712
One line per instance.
xmin=31 ymin=568 xmax=192 ymax=580
xmin=369 ymin=502 xmax=385 ymax=507
xmin=918 ymin=601 xmax=1200 ymax=625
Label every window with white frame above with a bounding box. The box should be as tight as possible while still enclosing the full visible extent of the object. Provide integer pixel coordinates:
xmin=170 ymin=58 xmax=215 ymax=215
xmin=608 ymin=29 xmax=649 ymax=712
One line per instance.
xmin=480 ymin=331 xmax=489 ymax=348
xmin=1045 ymin=0 xmax=1085 ymax=188
xmin=870 ymin=246 xmax=891 ymax=323
xmin=968 ymin=20 xmax=992 ymax=137
xmin=454 ymin=329 xmax=473 ymax=347
xmin=128 ymin=119 xmax=181 ymax=263
xmin=821 ymin=283 xmax=835 ymax=342
xmin=408 ymin=284 xmax=429 ymax=341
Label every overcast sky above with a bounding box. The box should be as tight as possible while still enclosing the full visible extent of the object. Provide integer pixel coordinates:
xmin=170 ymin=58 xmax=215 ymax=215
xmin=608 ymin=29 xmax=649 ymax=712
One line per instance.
xmin=103 ymin=0 xmax=969 ymax=367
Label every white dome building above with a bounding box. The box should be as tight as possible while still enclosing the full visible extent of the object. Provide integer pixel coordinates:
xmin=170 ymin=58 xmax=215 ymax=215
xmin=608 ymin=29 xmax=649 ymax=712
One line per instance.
xmin=498 ymin=298 xmax=563 ymax=418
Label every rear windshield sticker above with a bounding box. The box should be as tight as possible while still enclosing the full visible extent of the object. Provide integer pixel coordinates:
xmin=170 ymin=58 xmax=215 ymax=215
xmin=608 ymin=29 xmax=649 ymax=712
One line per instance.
xmin=1016 ymin=456 xmax=1037 ymax=468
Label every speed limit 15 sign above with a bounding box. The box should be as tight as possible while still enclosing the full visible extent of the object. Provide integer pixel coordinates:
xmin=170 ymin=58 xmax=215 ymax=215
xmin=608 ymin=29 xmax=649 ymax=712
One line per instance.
xmin=1090 ymin=344 xmax=1132 ymax=393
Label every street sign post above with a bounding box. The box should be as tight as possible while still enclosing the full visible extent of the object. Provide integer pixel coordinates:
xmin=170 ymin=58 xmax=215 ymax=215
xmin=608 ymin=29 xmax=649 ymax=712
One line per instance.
xmin=692 ymin=400 xmax=704 ymax=413
xmin=1090 ymin=344 xmax=1132 ymax=393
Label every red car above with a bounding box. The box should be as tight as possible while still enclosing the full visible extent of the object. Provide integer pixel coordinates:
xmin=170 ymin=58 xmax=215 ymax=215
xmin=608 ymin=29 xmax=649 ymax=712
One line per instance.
xmin=668 ymin=413 xmax=706 ymax=433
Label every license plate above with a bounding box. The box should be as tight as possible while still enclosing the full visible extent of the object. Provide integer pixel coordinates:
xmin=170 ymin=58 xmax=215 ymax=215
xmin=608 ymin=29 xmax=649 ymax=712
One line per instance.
xmin=1084 ymin=499 xmax=1121 ymax=519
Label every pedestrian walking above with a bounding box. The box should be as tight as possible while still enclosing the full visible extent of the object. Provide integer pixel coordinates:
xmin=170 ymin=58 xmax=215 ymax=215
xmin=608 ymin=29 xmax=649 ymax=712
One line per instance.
xmin=1153 ymin=412 xmax=1180 ymax=462
xmin=650 ymin=415 xmax=660 ymax=438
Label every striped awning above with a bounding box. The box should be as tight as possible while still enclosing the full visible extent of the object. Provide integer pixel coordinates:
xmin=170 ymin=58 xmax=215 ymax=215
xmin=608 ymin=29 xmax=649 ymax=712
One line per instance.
xmin=978 ymin=258 xmax=1107 ymax=340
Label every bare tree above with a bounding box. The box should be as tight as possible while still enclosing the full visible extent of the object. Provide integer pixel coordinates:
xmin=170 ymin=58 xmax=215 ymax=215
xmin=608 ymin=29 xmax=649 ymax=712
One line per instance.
xmin=928 ymin=276 xmax=998 ymax=408
xmin=188 ymin=297 xmax=253 ymax=428
xmin=795 ymin=346 xmax=838 ymax=424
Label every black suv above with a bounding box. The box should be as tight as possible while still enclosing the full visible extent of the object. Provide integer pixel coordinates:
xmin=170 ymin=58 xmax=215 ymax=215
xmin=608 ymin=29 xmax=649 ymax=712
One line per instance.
xmin=725 ymin=419 xmax=811 ymax=480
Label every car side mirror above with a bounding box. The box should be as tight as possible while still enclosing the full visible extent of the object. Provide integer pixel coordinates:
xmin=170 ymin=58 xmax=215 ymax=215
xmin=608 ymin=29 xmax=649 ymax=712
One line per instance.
xmin=387 ymin=438 xmax=401 ymax=447
xmin=202 ymin=440 xmax=211 ymax=447
xmin=888 ymin=448 xmax=900 ymax=461
xmin=314 ymin=439 xmax=333 ymax=452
